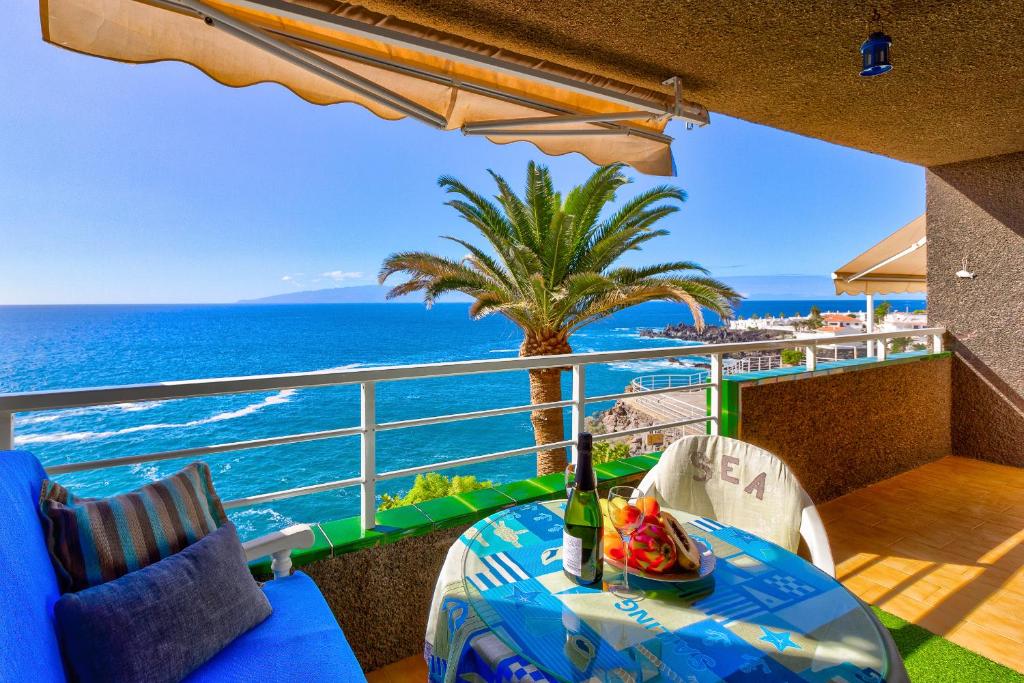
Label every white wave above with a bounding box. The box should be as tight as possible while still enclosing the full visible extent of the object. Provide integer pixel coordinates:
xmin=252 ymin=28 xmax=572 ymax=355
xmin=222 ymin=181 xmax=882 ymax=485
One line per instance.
xmin=17 ymin=401 xmax=161 ymax=426
xmin=15 ymin=390 xmax=296 ymax=445
xmin=129 ymin=463 xmax=162 ymax=482
xmin=488 ymin=348 xmax=517 ymax=353
xmin=230 ymin=507 xmax=297 ymax=537
xmin=320 ymin=363 xmax=364 ymax=371
xmin=607 ymin=359 xmax=686 ymax=373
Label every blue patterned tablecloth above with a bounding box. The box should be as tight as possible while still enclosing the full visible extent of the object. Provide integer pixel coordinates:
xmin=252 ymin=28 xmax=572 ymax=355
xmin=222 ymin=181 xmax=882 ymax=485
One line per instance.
xmin=425 ymin=501 xmax=889 ymax=683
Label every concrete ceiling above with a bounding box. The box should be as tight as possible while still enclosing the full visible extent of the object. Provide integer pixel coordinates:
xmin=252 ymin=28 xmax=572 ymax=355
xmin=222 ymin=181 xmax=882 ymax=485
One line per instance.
xmin=351 ymin=0 xmax=1024 ymax=168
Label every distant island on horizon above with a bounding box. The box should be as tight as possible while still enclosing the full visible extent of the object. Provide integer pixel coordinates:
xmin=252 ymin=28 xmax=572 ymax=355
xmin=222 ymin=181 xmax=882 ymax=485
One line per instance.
xmin=237 ymin=284 xmax=472 ymax=305
xmin=238 ymin=275 xmax=925 ymax=304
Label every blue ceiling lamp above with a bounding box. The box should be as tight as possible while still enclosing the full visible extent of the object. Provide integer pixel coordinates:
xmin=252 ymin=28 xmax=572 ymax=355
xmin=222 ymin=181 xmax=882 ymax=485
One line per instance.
xmin=860 ymin=10 xmax=893 ymax=77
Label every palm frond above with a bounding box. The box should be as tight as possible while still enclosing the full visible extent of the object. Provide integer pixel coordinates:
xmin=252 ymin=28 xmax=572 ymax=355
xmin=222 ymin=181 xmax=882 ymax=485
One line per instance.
xmin=488 ymin=170 xmax=540 ymax=253
xmin=606 ymin=261 xmax=709 ymax=284
xmin=382 ymin=163 xmax=740 ymax=343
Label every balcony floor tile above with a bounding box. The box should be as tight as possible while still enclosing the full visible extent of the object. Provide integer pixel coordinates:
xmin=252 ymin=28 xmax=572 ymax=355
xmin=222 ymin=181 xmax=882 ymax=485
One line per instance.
xmin=821 ymin=455 xmax=1024 ymax=673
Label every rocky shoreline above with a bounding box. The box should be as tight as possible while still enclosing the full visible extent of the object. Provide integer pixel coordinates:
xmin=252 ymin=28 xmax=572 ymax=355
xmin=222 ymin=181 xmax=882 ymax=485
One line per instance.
xmin=639 ymin=323 xmax=792 ymax=362
xmin=638 ymin=322 xmax=790 ymax=344
xmin=586 ymin=323 xmax=800 ymax=455
xmin=585 ymin=402 xmax=659 ymax=455
xmin=585 ymin=400 xmax=705 ymax=456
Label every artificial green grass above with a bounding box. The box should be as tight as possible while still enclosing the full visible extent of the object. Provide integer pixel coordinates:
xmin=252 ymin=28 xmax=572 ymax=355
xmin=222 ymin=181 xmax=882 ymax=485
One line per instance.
xmin=872 ymin=607 xmax=1023 ymax=682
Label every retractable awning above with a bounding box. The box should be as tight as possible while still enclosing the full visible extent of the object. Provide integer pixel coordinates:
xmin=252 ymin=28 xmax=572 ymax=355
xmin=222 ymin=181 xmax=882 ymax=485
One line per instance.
xmin=41 ymin=0 xmax=710 ymax=175
xmin=831 ymin=214 xmax=927 ymax=295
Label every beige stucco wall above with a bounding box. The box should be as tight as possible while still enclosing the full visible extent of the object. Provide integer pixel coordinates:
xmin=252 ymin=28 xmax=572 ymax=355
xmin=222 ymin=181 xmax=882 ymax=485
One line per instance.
xmin=738 ymin=358 xmax=952 ymax=502
xmin=926 ymin=152 xmax=1024 ymax=466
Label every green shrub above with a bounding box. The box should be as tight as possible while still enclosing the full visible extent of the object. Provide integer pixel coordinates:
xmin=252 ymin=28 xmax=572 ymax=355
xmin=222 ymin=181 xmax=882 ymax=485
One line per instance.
xmin=806 ymin=305 xmax=824 ymax=329
xmin=874 ymin=301 xmax=892 ymax=325
xmin=593 ymin=441 xmax=630 ymax=464
xmin=890 ymin=337 xmax=912 ymax=353
xmin=780 ymin=349 xmax=804 ymax=366
xmin=378 ymin=472 xmax=493 ymax=511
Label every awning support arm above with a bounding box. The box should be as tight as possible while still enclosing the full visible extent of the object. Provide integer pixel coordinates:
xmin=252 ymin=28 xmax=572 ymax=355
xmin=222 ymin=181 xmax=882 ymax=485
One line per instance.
xmin=160 ymin=0 xmax=448 ymax=128
xmin=844 ymin=276 xmax=927 ymax=283
xmin=462 ymin=110 xmax=656 ymax=133
xmin=233 ymin=0 xmax=709 ymax=124
xmin=846 ymin=236 xmax=927 ymax=283
xmin=464 ymin=127 xmax=660 ymax=138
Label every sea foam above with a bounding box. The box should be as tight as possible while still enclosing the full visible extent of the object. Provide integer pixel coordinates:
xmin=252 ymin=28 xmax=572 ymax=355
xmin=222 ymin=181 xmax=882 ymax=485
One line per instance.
xmin=14 ymin=390 xmax=296 ymax=444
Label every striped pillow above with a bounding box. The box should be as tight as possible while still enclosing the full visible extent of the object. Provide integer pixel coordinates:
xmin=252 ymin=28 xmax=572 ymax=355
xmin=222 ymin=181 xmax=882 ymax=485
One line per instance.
xmin=39 ymin=462 xmax=228 ymax=593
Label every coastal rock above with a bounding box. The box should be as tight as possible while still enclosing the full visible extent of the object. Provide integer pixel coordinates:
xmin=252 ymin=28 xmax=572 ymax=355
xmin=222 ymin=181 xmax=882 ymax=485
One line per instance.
xmin=639 ymin=323 xmax=788 ymax=344
xmin=586 ymin=400 xmax=699 ymax=456
xmin=640 ymin=322 xmax=793 ymax=363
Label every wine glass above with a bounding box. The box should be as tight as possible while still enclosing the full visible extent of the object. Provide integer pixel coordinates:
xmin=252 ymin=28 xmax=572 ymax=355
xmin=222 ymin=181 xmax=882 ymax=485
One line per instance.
xmin=607 ymin=486 xmax=645 ymax=599
xmin=564 ymin=462 xmax=576 ymax=500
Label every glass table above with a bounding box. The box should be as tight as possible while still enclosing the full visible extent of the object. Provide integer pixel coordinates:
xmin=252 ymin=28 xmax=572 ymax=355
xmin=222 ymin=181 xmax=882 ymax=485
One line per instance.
xmin=456 ymin=500 xmax=890 ymax=682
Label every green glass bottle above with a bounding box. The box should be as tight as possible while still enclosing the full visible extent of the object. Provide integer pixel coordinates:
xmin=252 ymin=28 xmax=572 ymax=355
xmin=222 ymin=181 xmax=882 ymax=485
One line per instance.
xmin=563 ymin=433 xmax=603 ymax=586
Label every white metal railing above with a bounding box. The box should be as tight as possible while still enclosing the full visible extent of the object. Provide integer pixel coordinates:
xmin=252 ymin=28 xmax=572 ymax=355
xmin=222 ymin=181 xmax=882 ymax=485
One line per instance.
xmin=629 ymin=373 xmax=708 ymax=391
xmin=0 ymin=327 xmax=944 ymax=531
xmin=725 ymin=355 xmax=782 ymax=374
xmin=628 ymin=354 xmax=783 ymax=387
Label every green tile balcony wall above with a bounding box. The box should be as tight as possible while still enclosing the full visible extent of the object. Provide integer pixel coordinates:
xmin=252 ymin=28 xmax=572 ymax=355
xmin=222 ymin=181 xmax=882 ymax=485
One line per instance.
xmin=251 ymin=452 xmax=662 ymax=575
xmin=593 ymin=457 xmax=646 ymax=480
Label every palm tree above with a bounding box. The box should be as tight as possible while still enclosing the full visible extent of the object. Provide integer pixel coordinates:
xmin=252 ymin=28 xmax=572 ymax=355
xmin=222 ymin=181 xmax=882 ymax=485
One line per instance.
xmin=379 ymin=162 xmax=740 ymax=475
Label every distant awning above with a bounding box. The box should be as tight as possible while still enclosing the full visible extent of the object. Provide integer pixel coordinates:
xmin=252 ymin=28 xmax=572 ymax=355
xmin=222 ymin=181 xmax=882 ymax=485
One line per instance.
xmin=41 ymin=0 xmax=710 ymax=175
xmin=832 ymin=214 xmax=927 ymax=295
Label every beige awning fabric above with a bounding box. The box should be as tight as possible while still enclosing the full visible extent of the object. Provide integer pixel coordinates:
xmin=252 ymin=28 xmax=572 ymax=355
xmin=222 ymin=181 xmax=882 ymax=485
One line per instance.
xmin=40 ymin=0 xmax=709 ymax=175
xmin=832 ymin=214 xmax=927 ymax=295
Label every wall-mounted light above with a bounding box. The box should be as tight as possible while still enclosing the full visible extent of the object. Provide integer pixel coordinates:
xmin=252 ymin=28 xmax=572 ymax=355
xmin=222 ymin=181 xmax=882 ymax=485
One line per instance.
xmin=956 ymin=256 xmax=975 ymax=279
xmin=860 ymin=10 xmax=893 ymax=77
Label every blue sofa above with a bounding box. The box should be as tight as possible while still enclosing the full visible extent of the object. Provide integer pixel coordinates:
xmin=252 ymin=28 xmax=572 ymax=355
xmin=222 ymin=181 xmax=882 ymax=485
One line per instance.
xmin=0 ymin=450 xmax=366 ymax=682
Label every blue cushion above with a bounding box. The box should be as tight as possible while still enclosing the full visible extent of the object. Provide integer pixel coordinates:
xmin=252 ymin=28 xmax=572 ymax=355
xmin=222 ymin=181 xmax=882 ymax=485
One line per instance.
xmin=186 ymin=572 xmax=366 ymax=683
xmin=0 ymin=451 xmax=67 ymax=682
xmin=55 ymin=524 xmax=272 ymax=683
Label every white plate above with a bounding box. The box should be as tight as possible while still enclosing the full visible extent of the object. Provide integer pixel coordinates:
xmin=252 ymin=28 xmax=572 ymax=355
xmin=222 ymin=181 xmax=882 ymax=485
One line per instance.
xmin=605 ymin=539 xmax=716 ymax=583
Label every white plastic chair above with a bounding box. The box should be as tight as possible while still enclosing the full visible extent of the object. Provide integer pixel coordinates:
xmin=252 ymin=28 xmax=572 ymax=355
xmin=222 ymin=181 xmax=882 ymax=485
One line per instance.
xmin=634 ymin=437 xmax=912 ymax=679
xmin=636 ymin=435 xmax=835 ymax=577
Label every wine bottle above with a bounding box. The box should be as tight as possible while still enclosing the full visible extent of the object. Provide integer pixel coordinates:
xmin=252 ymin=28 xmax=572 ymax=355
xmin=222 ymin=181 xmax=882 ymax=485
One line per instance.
xmin=563 ymin=433 xmax=603 ymax=586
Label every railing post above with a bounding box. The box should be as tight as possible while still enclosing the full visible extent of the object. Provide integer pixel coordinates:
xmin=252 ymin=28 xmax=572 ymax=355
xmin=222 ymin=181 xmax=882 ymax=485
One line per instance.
xmin=931 ymin=332 xmax=944 ymax=354
xmin=0 ymin=412 xmax=13 ymax=451
xmin=865 ymin=293 xmax=875 ymax=357
xmin=708 ymin=353 xmax=722 ymax=435
xmin=270 ymin=549 xmax=293 ymax=580
xmin=805 ymin=344 xmax=817 ymax=371
xmin=876 ymin=335 xmax=888 ymax=361
xmin=570 ymin=364 xmax=586 ymax=464
xmin=359 ymin=381 xmax=376 ymax=532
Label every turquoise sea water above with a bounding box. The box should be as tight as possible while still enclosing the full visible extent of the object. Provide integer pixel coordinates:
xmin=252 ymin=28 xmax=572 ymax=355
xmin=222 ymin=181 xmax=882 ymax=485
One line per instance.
xmin=0 ymin=299 xmax=922 ymax=538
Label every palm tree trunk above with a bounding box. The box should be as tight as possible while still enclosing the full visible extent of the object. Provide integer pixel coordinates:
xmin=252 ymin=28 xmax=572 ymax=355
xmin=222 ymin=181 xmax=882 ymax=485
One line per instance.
xmin=522 ymin=330 xmax=572 ymax=476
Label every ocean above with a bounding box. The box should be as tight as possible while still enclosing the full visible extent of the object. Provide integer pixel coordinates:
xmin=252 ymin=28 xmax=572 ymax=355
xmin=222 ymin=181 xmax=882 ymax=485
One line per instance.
xmin=1 ymin=299 xmax=923 ymax=538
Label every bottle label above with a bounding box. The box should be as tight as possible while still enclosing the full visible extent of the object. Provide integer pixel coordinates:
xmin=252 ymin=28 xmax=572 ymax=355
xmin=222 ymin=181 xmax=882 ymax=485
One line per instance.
xmin=562 ymin=531 xmax=582 ymax=577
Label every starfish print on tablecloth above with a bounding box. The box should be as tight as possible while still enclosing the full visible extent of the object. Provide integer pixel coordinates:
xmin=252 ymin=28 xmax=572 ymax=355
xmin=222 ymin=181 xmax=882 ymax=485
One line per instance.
xmin=759 ymin=626 xmax=801 ymax=653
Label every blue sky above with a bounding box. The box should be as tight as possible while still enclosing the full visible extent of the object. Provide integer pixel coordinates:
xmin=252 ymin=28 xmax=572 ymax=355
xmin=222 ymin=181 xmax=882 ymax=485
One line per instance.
xmin=0 ymin=0 xmax=924 ymax=304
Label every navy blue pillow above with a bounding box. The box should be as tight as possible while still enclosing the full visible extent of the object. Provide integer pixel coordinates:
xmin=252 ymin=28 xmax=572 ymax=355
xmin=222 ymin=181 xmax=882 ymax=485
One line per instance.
xmin=55 ymin=523 xmax=271 ymax=683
